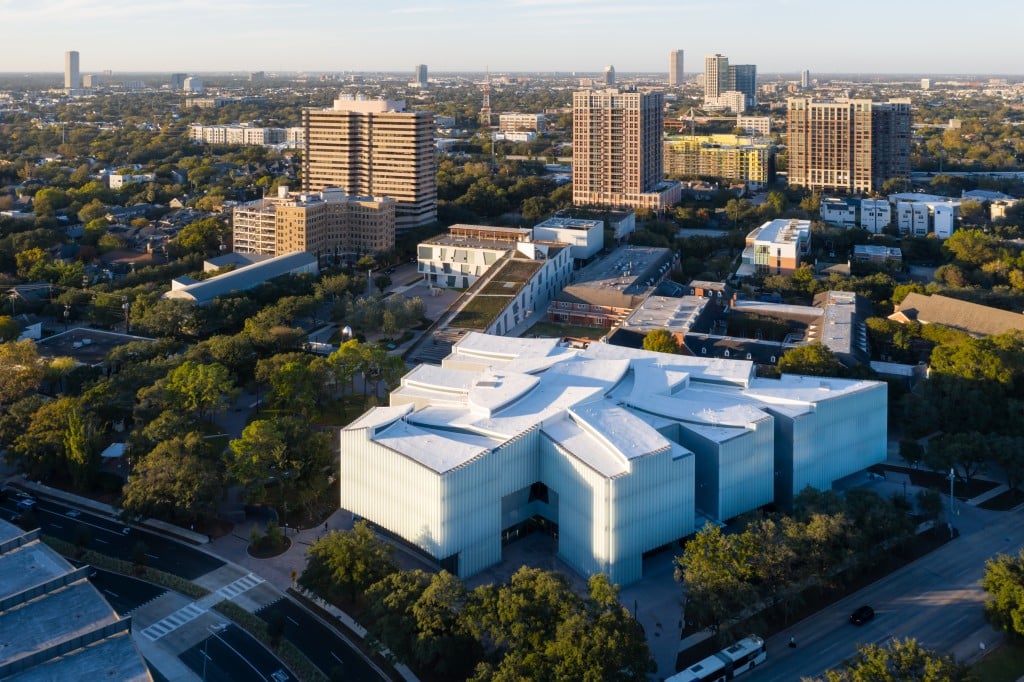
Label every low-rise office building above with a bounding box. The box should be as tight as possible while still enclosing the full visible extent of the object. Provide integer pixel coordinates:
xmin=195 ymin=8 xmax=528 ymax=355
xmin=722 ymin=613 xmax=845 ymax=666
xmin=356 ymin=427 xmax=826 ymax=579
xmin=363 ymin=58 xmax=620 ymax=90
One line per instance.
xmin=532 ymin=216 xmax=604 ymax=262
xmin=163 ymin=251 xmax=318 ymax=305
xmin=498 ymin=113 xmax=545 ymax=132
xmin=549 ymin=246 xmax=676 ymax=327
xmin=417 ymin=224 xmax=533 ymax=289
xmin=232 ymin=186 xmax=395 ymax=260
xmin=340 ymin=333 xmax=887 ymax=585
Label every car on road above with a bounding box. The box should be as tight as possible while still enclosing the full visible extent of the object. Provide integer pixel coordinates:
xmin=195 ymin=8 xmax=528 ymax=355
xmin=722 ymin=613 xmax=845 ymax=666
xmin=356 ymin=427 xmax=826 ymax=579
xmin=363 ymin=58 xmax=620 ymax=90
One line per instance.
xmin=850 ymin=605 xmax=875 ymax=625
xmin=66 ymin=509 xmax=81 ymax=518
xmin=16 ymin=498 xmax=36 ymax=510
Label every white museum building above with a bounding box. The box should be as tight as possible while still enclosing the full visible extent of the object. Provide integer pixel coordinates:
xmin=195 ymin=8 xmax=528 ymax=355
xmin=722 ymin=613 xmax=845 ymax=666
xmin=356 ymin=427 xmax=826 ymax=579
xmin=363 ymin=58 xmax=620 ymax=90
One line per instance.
xmin=339 ymin=333 xmax=886 ymax=585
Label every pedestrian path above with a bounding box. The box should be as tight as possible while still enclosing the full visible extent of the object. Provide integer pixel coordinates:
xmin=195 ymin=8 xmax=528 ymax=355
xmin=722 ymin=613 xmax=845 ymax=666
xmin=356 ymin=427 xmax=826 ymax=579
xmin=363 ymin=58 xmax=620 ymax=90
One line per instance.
xmin=140 ymin=602 xmax=208 ymax=641
xmin=139 ymin=572 xmax=265 ymax=641
xmin=212 ymin=572 xmax=265 ymax=601
xmin=967 ymin=484 xmax=1008 ymax=507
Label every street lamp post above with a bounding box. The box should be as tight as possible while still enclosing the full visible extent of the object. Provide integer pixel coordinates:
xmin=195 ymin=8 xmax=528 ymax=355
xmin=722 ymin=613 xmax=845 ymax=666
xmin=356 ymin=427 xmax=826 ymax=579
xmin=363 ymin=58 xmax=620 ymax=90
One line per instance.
xmin=948 ymin=467 xmax=957 ymax=538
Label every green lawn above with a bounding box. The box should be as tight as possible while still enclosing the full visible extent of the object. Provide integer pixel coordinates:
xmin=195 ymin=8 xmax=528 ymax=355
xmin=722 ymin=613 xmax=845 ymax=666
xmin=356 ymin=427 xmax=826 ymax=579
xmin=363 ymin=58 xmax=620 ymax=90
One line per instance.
xmin=973 ymin=639 xmax=1024 ymax=681
xmin=523 ymin=321 xmax=608 ymax=340
xmin=450 ymin=295 xmax=512 ymax=330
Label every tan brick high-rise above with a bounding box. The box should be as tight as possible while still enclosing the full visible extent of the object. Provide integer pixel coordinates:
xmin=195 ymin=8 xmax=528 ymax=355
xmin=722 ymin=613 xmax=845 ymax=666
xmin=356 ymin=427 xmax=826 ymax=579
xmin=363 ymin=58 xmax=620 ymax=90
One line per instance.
xmin=787 ymin=97 xmax=911 ymax=194
xmin=303 ymin=97 xmax=436 ymax=232
xmin=573 ymin=89 xmax=679 ymax=211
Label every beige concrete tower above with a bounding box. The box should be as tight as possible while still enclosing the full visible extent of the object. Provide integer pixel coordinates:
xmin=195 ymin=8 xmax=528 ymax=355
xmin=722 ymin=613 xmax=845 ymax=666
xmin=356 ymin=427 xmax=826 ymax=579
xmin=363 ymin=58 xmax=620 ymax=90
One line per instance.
xmin=303 ymin=96 xmax=436 ymax=232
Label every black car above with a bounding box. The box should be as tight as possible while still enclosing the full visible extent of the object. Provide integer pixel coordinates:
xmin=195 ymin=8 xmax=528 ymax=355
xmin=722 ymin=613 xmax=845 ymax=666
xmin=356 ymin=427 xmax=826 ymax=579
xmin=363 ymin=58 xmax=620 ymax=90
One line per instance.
xmin=850 ymin=605 xmax=875 ymax=625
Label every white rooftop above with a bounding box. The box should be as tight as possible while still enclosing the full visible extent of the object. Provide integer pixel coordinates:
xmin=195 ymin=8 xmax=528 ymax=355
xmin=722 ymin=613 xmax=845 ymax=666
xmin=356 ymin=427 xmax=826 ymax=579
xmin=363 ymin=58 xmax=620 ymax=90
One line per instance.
xmin=348 ymin=333 xmax=879 ymax=475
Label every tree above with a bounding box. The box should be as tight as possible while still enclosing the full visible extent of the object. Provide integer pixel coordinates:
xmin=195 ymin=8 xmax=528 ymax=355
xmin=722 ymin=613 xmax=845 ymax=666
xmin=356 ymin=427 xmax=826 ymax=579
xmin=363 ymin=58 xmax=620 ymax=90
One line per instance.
xmin=227 ymin=415 xmax=332 ymax=512
xmin=992 ymin=436 xmax=1024 ymax=492
xmin=0 ymin=340 xmax=43 ymax=407
xmin=674 ymin=524 xmax=757 ymax=637
xmin=172 ymin=217 xmax=228 ymax=257
xmin=643 ymin=329 xmax=680 ymax=354
xmin=63 ymin=403 xmax=98 ymax=488
xmin=982 ymin=549 xmax=1024 ymax=638
xmin=374 ymin=273 xmax=392 ymax=294
xmin=298 ymin=520 xmax=398 ymax=606
xmin=12 ymin=396 xmax=93 ymax=481
xmin=923 ymin=431 xmax=989 ymax=488
xmin=806 ymin=637 xmax=970 ymax=681
xmin=777 ymin=343 xmax=847 ymax=377
xmin=0 ymin=316 xmax=19 ymax=342
xmin=366 ymin=570 xmax=432 ymax=665
xmin=122 ymin=433 xmax=223 ymax=523
xmin=162 ymin=360 xmax=237 ymax=420
xmin=226 ymin=419 xmax=288 ymax=501
xmin=916 ymin=490 xmax=944 ymax=522
xmin=548 ymin=574 xmax=655 ymax=682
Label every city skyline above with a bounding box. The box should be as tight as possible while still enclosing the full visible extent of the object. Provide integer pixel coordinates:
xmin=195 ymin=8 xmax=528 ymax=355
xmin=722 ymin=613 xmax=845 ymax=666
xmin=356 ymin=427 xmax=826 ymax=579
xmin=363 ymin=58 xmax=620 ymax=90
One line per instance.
xmin=1 ymin=0 xmax=1021 ymax=74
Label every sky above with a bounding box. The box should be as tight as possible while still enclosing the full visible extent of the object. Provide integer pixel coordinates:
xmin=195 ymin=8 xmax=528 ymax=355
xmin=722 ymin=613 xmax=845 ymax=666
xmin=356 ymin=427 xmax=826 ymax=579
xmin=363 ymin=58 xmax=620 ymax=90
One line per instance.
xmin=1 ymin=0 xmax=1022 ymax=75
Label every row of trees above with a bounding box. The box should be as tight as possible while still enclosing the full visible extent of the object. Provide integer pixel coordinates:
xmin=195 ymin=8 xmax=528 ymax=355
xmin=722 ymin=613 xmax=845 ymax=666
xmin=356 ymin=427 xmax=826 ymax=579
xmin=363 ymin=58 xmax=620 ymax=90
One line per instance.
xmin=298 ymin=522 xmax=654 ymax=681
xmin=676 ymin=487 xmax=932 ymax=641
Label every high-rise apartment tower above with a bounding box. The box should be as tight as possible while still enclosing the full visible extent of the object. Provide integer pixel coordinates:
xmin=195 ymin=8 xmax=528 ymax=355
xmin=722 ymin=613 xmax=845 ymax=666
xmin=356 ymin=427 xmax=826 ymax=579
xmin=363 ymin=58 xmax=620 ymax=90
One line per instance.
xmin=64 ymin=51 xmax=80 ymax=90
xmin=604 ymin=65 xmax=616 ymax=87
xmin=415 ymin=64 xmax=428 ymax=88
xmin=704 ymin=54 xmax=730 ymax=101
xmin=787 ymin=97 xmax=911 ymax=193
xmin=669 ymin=50 xmax=685 ymax=86
xmin=572 ymin=88 xmax=680 ymax=211
xmin=303 ymin=96 xmax=437 ymax=232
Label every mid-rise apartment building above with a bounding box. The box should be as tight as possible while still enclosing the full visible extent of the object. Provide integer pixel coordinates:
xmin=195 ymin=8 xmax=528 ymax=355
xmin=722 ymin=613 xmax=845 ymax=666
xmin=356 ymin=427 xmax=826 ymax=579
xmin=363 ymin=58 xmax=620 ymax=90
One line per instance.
xmin=664 ymin=134 xmax=775 ymax=188
xmin=787 ymin=98 xmax=911 ymax=194
xmin=190 ymin=123 xmax=287 ymax=146
xmin=232 ymin=186 xmax=395 ymax=261
xmin=498 ymin=113 xmax=545 ymax=132
xmin=303 ymin=96 xmax=437 ymax=232
xmin=572 ymin=88 xmax=680 ymax=211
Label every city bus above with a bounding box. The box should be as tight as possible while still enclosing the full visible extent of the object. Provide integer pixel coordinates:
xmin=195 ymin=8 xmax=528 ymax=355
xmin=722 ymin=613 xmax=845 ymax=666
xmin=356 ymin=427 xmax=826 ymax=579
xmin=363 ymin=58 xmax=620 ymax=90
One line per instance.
xmin=667 ymin=635 xmax=767 ymax=682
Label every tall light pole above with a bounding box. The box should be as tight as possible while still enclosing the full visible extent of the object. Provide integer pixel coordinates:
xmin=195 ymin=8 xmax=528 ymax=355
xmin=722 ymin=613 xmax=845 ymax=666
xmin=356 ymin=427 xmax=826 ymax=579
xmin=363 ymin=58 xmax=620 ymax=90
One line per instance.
xmin=948 ymin=467 xmax=957 ymax=538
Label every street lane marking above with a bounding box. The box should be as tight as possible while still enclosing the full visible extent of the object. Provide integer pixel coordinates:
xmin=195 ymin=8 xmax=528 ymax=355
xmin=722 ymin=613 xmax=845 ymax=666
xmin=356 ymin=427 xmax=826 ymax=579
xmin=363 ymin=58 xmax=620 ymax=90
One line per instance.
xmin=331 ymin=651 xmax=343 ymax=663
xmin=96 ymin=539 xmax=109 ymax=544
xmin=215 ymin=573 xmax=265 ymax=600
xmin=146 ymin=554 xmax=160 ymax=559
xmin=104 ymin=590 xmax=120 ymax=598
xmin=287 ymin=617 xmax=299 ymax=626
xmin=141 ymin=603 xmax=208 ymax=641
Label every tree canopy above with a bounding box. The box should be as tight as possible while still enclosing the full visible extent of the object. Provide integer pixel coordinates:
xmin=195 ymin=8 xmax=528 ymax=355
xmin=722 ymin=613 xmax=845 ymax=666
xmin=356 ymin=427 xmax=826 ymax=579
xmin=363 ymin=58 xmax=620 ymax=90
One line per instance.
xmin=643 ymin=329 xmax=680 ymax=354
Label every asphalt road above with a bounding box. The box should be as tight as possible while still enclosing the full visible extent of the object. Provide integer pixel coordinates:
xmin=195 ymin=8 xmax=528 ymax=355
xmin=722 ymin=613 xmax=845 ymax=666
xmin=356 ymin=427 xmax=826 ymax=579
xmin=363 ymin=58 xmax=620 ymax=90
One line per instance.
xmin=179 ymin=624 xmax=295 ymax=682
xmin=88 ymin=566 xmax=167 ymax=616
xmin=4 ymin=488 xmax=386 ymax=681
xmin=748 ymin=505 xmax=1023 ymax=680
xmin=258 ymin=597 xmax=386 ymax=681
xmin=0 ymin=493 xmax=224 ymax=579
